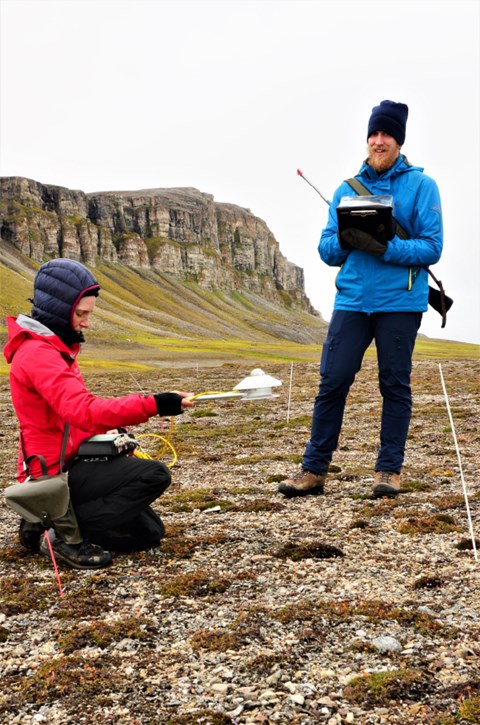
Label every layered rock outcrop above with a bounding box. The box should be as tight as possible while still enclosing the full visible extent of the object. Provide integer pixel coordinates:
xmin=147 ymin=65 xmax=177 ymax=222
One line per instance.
xmin=0 ymin=177 xmax=315 ymax=312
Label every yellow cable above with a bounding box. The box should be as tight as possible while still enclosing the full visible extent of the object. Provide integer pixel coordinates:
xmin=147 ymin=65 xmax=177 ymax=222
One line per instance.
xmin=134 ymin=421 xmax=177 ymax=468
xmin=132 ymin=391 xmax=239 ymax=466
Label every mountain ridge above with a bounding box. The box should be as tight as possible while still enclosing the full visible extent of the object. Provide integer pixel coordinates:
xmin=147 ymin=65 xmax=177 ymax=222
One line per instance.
xmin=0 ymin=176 xmax=328 ymax=366
xmin=0 ymin=176 xmax=316 ymax=315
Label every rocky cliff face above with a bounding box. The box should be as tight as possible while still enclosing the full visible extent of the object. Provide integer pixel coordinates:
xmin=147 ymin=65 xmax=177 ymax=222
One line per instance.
xmin=0 ymin=177 xmax=315 ymax=313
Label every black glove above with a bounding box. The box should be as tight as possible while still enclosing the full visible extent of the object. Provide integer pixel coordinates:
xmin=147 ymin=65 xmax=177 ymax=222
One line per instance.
xmin=340 ymin=228 xmax=387 ymax=257
xmin=153 ymin=392 xmax=184 ymax=416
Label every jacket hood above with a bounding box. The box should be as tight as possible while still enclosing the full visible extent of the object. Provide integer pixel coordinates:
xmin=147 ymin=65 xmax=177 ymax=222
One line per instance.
xmin=31 ymin=258 xmax=100 ymax=346
xmin=4 ymin=314 xmax=78 ymax=364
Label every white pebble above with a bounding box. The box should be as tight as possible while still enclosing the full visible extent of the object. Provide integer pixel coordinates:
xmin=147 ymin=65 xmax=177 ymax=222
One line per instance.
xmin=372 ymin=636 xmax=402 ymax=653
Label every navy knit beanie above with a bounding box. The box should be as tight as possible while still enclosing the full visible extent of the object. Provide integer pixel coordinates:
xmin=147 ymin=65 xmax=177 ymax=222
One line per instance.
xmin=367 ymin=100 xmax=409 ymax=145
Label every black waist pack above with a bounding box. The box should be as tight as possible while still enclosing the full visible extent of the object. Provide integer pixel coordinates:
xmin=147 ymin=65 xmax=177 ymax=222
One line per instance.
xmin=77 ymin=433 xmax=139 ymax=458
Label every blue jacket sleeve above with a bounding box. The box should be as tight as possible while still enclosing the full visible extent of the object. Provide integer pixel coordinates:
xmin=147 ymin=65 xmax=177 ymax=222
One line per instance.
xmin=383 ymin=175 xmax=443 ymax=267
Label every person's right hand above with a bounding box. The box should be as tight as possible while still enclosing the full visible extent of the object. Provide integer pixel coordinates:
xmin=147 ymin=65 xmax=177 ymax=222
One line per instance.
xmin=172 ymin=391 xmax=195 ymax=409
xmin=154 ymin=392 xmax=192 ymax=416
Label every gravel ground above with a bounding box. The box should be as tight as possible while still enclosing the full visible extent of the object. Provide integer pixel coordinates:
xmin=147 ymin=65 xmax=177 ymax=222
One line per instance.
xmin=0 ymin=358 xmax=479 ymax=725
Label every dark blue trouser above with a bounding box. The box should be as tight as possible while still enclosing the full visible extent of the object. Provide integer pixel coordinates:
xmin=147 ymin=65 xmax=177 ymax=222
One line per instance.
xmin=302 ymin=310 xmax=422 ymax=476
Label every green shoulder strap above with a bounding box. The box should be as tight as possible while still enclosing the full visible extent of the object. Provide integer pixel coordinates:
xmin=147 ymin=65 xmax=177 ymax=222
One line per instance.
xmin=345 ymin=177 xmax=408 ymax=240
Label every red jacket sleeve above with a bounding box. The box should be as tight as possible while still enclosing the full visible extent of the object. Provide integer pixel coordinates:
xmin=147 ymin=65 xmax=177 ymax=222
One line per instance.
xmin=14 ymin=340 xmax=158 ymax=432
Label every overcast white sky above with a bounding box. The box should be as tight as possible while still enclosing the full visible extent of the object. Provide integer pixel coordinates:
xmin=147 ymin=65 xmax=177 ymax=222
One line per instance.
xmin=1 ymin=0 xmax=479 ymax=344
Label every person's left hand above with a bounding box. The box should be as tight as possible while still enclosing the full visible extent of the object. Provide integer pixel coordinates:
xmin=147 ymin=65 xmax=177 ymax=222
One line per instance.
xmin=341 ymin=228 xmax=387 ymax=257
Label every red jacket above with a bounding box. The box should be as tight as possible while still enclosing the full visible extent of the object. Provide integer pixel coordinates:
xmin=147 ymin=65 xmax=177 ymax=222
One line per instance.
xmin=4 ymin=315 xmax=158 ymax=481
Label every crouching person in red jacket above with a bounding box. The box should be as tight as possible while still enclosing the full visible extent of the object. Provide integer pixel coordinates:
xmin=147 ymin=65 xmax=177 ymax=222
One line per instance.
xmin=4 ymin=258 xmax=194 ymax=569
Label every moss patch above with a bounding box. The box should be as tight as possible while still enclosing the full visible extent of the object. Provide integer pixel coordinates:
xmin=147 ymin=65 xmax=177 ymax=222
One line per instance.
xmin=344 ymin=668 xmax=431 ymax=706
xmin=158 ymin=570 xmax=233 ymax=598
xmin=273 ymin=540 xmax=344 ymax=561
xmin=395 ymin=513 xmax=460 ymax=535
xmin=54 ymin=616 xmax=153 ymax=654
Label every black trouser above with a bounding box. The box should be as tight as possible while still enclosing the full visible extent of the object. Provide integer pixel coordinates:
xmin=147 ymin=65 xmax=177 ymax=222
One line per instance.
xmin=68 ymin=455 xmax=171 ymax=552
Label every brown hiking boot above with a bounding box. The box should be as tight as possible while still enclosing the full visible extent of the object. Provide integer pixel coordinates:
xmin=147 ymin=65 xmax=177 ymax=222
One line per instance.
xmin=278 ymin=469 xmax=326 ymax=498
xmin=373 ymin=471 xmax=401 ymax=499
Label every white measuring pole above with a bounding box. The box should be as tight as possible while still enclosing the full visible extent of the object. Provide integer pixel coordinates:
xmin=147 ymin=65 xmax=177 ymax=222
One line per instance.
xmin=287 ymin=362 xmax=294 ymax=423
xmin=439 ymin=364 xmax=478 ymax=562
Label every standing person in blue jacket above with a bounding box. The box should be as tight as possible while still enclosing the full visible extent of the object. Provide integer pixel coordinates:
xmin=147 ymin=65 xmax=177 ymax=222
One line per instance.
xmin=279 ymin=100 xmax=443 ymax=500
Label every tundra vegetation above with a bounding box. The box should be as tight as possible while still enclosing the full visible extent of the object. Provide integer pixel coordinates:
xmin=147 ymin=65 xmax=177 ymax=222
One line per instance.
xmin=0 ymin=246 xmax=479 ymax=722
xmin=0 ymin=352 xmax=479 ymax=724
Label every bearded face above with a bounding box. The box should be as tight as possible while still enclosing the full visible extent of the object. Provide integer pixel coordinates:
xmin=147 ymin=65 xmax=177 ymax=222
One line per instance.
xmin=367 ymin=131 xmax=401 ymax=173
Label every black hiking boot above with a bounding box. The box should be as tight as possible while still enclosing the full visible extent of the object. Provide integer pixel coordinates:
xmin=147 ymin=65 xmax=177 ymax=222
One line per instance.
xmin=19 ymin=518 xmax=44 ymax=552
xmin=40 ymin=531 xmax=112 ymax=570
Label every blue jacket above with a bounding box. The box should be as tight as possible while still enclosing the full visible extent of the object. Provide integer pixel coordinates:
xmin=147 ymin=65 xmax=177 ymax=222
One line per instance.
xmin=319 ymin=154 xmax=443 ymax=312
